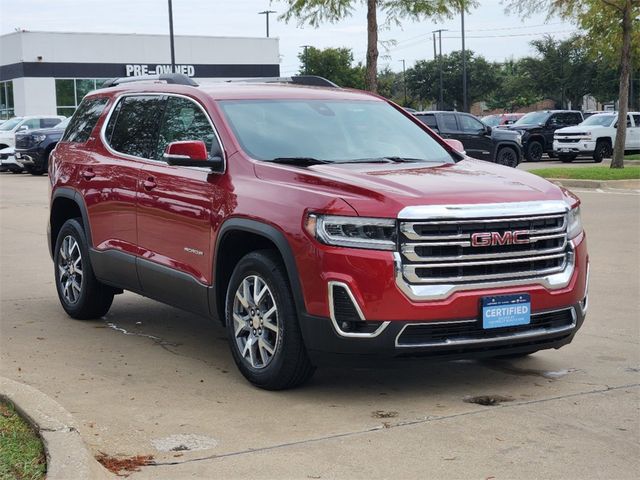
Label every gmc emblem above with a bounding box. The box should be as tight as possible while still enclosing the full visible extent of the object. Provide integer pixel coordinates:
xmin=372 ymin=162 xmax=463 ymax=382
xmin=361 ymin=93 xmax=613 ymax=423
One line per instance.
xmin=471 ymin=230 xmax=530 ymax=247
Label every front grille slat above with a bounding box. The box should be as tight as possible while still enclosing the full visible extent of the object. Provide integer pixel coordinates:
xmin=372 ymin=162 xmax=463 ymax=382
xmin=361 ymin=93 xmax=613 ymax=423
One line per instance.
xmin=400 ymin=212 xmax=569 ymax=285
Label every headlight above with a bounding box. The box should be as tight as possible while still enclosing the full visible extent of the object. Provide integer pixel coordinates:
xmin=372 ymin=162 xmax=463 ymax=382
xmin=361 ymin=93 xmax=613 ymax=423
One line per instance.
xmin=515 ymin=134 xmax=522 ymax=146
xmin=579 ymin=132 xmax=592 ymax=141
xmin=567 ymin=206 xmax=582 ymax=239
xmin=305 ymin=214 xmax=397 ymax=250
xmin=34 ymin=134 xmax=47 ymax=143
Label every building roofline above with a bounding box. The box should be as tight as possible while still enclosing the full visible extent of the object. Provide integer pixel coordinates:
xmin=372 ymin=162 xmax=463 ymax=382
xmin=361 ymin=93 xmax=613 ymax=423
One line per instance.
xmin=0 ymin=30 xmax=277 ymax=41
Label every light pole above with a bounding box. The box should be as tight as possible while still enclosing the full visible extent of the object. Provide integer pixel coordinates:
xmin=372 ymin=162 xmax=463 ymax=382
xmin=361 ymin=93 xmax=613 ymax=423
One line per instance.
xmin=167 ymin=0 xmax=176 ymax=73
xmin=301 ymin=45 xmax=312 ymax=75
xmin=461 ymin=2 xmax=467 ymax=112
xmin=258 ymin=10 xmax=276 ymax=38
xmin=399 ymin=59 xmax=407 ymax=105
xmin=433 ymin=29 xmax=447 ymax=110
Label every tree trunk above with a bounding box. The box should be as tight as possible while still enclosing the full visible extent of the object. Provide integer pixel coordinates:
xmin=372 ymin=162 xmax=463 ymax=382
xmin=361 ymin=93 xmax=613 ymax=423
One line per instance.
xmin=611 ymin=0 xmax=632 ymax=169
xmin=365 ymin=0 xmax=378 ymax=92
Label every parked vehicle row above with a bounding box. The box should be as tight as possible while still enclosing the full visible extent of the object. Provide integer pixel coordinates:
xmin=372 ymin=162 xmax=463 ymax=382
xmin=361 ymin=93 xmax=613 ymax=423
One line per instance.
xmin=47 ymin=74 xmax=588 ymax=389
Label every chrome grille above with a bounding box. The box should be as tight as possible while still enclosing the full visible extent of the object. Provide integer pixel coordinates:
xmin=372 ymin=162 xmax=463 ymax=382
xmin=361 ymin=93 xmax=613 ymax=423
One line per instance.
xmin=15 ymin=134 xmax=36 ymax=149
xmin=400 ymin=212 xmax=569 ymax=284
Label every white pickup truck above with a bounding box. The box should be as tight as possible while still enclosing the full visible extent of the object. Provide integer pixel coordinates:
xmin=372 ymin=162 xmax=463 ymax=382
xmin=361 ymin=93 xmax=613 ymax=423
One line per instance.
xmin=553 ymin=112 xmax=640 ymax=162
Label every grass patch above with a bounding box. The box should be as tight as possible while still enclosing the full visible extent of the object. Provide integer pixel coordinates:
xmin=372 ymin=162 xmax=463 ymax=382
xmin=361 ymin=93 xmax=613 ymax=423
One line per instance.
xmin=625 ymin=154 xmax=640 ymax=160
xmin=533 ymin=166 xmax=640 ymax=180
xmin=0 ymin=401 xmax=46 ymax=480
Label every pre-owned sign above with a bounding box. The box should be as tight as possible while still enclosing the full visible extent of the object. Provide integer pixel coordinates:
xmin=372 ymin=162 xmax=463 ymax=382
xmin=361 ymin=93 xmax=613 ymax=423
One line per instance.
xmin=125 ymin=64 xmax=195 ymax=77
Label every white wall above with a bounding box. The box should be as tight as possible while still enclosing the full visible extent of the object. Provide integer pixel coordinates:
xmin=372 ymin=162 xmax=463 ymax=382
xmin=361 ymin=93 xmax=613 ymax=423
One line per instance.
xmin=12 ymin=78 xmax=57 ymax=116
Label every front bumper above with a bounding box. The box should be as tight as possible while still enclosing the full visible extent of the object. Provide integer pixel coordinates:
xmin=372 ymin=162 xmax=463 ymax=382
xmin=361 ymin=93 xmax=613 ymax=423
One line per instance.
xmin=553 ymin=140 xmax=595 ymax=154
xmin=301 ymin=303 xmax=586 ymax=365
xmin=14 ymin=147 xmax=46 ymax=169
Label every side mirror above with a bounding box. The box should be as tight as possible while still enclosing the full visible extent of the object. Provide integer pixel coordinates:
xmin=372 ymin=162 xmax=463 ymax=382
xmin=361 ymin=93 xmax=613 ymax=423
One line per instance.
xmin=484 ymin=125 xmax=492 ymax=135
xmin=16 ymin=125 xmax=28 ymax=132
xmin=163 ymin=141 xmax=223 ymax=171
xmin=444 ymin=138 xmax=466 ymax=155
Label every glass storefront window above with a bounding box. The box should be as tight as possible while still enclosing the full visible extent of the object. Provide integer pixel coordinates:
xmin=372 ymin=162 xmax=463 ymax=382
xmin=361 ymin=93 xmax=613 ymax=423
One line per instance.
xmin=0 ymin=81 xmax=15 ymax=119
xmin=55 ymin=79 xmax=105 ymax=117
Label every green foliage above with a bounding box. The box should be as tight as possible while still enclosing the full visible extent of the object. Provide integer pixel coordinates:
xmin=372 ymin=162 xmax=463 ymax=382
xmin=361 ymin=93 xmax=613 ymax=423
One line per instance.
xmin=486 ymin=59 xmax=543 ymax=111
xmin=298 ymin=46 xmax=366 ymax=89
xmin=0 ymin=402 xmax=46 ymax=480
xmin=532 ymin=166 xmax=640 ymax=180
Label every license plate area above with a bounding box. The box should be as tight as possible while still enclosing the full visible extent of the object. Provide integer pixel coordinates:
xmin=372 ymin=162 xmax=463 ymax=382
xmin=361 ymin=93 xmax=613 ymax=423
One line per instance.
xmin=482 ymin=294 xmax=531 ymax=329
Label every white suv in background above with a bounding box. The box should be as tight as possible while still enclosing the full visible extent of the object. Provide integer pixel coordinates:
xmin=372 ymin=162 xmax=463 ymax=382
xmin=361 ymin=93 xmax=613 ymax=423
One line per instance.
xmin=0 ymin=115 xmax=66 ymax=149
xmin=553 ymin=112 xmax=640 ymax=163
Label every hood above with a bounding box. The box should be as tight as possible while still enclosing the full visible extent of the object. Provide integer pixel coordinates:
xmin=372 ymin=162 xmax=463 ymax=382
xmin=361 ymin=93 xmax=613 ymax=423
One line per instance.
xmin=555 ymin=125 xmax=602 ymax=134
xmin=254 ymin=158 xmax=565 ymax=218
xmin=502 ymin=123 xmax=539 ymax=132
xmin=15 ymin=126 xmax=65 ymax=138
xmin=491 ymin=128 xmax=520 ymax=141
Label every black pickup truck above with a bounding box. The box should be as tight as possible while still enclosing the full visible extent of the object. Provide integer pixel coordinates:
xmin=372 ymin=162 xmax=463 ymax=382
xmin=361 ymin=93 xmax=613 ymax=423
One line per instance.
xmin=414 ymin=111 xmax=523 ymax=167
xmin=502 ymin=110 xmax=584 ymax=162
xmin=14 ymin=118 xmax=69 ymax=175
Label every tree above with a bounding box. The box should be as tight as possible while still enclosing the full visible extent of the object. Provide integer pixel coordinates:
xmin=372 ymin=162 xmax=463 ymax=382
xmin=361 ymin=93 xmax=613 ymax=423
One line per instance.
xmin=506 ymin=0 xmax=640 ymax=168
xmin=279 ymin=0 xmax=475 ymax=93
xmin=487 ymin=59 xmax=543 ymax=112
xmin=299 ymin=46 xmax=366 ymax=88
xmin=406 ymin=51 xmax=499 ymax=109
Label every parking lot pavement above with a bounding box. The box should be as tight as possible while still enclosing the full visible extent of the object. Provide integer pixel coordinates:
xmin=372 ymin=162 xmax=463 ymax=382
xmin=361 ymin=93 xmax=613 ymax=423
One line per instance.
xmin=1 ymin=173 xmax=639 ymax=479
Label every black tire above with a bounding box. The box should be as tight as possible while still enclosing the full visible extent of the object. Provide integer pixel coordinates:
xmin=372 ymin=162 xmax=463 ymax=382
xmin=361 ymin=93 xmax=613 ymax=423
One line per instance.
xmin=225 ymin=250 xmax=315 ymax=390
xmin=525 ymin=141 xmax=544 ymax=162
xmin=559 ymin=154 xmax=577 ymax=163
xmin=495 ymin=146 xmax=519 ymax=168
xmin=54 ymin=218 xmax=114 ymax=319
xmin=593 ymin=140 xmax=611 ymax=163
xmin=10 ymin=168 xmax=23 ymax=174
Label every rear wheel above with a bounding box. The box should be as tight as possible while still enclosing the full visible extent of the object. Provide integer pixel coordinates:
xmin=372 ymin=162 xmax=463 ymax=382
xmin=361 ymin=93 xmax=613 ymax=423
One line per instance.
xmin=593 ymin=140 xmax=611 ymax=163
xmin=525 ymin=141 xmax=544 ymax=162
xmin=559 ymin=154 xmax=577 ymax=163
xmin=54 ymin=218 xmax=114 ymax=319
xmin=225 ymin=250 xmax=315 ymax=390
xmin=495 ymin=146 xmax=519 ymax=168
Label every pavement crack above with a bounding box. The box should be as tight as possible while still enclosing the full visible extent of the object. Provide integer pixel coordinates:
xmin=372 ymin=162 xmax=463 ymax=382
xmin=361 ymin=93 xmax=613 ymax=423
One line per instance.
xmin=146 ymin=383 xmax=639 ymax=468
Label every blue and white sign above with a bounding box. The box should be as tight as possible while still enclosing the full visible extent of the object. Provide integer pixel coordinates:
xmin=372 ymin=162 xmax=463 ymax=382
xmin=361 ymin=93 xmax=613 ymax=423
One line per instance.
xmin=482 ymin=294 xmax=531 ymax=329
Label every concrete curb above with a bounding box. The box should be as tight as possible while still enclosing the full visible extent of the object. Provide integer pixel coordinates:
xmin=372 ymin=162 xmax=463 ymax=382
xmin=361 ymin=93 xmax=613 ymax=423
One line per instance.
xmin=547 ymin=178 xmax=640 ymax=190
xmin=0 ymin=376 xmax=115 ymax=480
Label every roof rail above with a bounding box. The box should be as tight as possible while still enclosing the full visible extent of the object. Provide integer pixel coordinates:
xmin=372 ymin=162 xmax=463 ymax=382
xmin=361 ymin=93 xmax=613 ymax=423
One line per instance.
xmin=101 ymin=73 xmax=198 ymax=88
xmin=225 ymin=75 xmax=339 ymax=88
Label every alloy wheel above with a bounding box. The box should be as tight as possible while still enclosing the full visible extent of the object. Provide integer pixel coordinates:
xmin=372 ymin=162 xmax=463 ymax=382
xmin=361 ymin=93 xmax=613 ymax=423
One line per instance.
xmin=232 ymin=275 xmax=279 ymax=369
xmin=57 ymin=235 xmax=83 ymax=304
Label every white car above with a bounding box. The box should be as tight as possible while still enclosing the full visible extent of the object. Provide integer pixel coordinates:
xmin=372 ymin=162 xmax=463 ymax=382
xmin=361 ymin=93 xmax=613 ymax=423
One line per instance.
xmin=0 ymin=115 xmax=66 ymax=149
xmin=0 ymin=146 xmax=19 ymax=173
xmin=553 ymin=112 xmax=640 ymax=163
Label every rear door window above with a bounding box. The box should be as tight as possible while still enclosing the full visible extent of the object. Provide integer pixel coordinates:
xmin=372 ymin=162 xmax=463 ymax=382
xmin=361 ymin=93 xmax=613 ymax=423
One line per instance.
xmin=62 ymin=97 xmax=109 ymax=143
xmin=106 ymin=95 xmax=167 ymax=158
xmin=458 ymin=114 xmax=485 ymax=134
xmin=154 ymin=96 xmax=220 ymax=160
xmin=440 ymin=113 xmax=458 ymax=132
xmin=632 ymin=115 xmax=640 ymax=127
xmin=41 ymin=118 xmax=62 ymax=128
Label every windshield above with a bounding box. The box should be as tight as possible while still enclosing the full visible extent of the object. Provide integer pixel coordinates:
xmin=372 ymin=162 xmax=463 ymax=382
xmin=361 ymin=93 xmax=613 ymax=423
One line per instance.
xmin=55 ymin=118 xmax=71 ymax=129
xmin=218 ymin=100 xmax=453 ymax=164
xmin=0 ymin=118 xmax=23 ymax=131
xmin=581 ymin=115 xmax=615 ymax=127
xmin=481 ymin=115 xmax=501 ymax=127
xmin=514 ymin=111 xmax=551 ymax=125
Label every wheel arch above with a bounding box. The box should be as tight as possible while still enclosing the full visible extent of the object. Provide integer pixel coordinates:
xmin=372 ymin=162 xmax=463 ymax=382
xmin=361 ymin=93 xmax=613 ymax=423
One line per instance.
xmin=211 ymin=218 xmax=306 ymax=325
xmin=50 ymin=188 xmax=92 ymax=258
xmin=494 ymin=141 xmax=520 ymax=160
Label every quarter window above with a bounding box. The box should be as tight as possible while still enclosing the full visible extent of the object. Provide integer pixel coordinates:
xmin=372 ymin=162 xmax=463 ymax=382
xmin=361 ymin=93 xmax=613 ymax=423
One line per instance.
xmin=155 ymin=96 xmax=219 ymax=160
xmin=63 ymin=97 xmax=109 ymax=143
xmin=106 ymin=96 xmax=166 ymax=158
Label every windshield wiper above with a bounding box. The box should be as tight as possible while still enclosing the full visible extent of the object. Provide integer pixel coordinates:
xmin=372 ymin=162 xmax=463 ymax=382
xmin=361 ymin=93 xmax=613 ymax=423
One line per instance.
xmin=381 ymin=156 xmax=425 ymax=163
xmin=270 ymin=157 xmax=332 ymax=166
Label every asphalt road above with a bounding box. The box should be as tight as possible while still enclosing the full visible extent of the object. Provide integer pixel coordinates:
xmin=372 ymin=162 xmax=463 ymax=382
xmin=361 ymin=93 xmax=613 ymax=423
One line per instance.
xmin=1 ymin=172 xmax=638 ymax=479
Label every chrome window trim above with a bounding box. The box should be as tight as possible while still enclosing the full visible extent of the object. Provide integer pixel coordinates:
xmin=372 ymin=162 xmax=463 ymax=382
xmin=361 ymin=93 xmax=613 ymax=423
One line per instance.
xmin=398 ymin=201 xmax=569 ymax=220
xmin=327 ymin=281 xmax=390 ymax=338
xmin=394 ymin=307 xmax=577 ymax=348
xmin=394 ymin=243 xmax=576 ymax=302
xmin=99 ymin=91 xmax=227 ymax=173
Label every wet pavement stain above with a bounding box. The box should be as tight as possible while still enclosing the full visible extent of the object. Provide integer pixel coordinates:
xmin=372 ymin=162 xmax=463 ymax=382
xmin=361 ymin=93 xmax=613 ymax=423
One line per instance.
xmin=464 ymin=395 xmax=513 ymax=406
xmin=481 ymin=360 xmax=580 ymax=379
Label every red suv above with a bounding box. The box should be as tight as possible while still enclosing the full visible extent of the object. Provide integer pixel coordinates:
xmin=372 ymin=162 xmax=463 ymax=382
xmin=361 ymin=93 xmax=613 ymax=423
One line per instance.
xmin=49 ymin=74 xmax=589 ymax=390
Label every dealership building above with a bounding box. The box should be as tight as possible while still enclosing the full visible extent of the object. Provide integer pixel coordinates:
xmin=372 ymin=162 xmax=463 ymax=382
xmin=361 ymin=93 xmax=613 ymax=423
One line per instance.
xmin=0 ymin=30 xmax=280 ymax=119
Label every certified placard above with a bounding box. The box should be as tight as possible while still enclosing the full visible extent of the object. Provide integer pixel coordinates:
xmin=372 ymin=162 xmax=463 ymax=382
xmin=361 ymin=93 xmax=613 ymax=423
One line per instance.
xmin=482 ymin=294 xmax=531 ymax=329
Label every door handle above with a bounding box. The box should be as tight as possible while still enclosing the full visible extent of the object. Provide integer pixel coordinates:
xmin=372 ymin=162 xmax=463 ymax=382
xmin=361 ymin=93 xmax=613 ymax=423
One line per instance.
xmin=81 ymin=169 xmax=95 ymax=180
xmin=142 ymin=177 xmax=157 ymax=190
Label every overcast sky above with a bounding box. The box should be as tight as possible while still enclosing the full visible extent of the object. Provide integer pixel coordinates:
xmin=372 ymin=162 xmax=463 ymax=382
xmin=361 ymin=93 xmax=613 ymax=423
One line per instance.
xmin=0 ymin=0 xmax=577 ymax=74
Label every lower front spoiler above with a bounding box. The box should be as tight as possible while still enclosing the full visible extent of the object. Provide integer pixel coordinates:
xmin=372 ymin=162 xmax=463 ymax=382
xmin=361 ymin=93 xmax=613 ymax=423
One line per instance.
xmin=300 ymin=304 xmax=585 ymax=367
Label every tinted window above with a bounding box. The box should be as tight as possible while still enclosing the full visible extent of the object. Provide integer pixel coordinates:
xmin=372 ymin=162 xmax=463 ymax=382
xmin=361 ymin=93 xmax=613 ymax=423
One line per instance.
xmin=41 ymin=118 xmax=62 ymax=128
xmin=22 ymin=118 xmax=41 ymax=130
xmin=515 ymin=111 xmax=551 ymax=125
xmin=416 ymin=114 xmax=438 ymax=128
xmin=106 ymin=96 xmax=166 ymax=158
xmin=568 ymin=112 xmax=583 ymax=125
xmin=458 ymin=114 xmax=484 ymax=133
xmin=63 ymin=97 xmax=109 ymax=143
xmin=439 ymin=113 xmax=458 ymax=132
xmin=155 ymin=96 xmax=219 ymax=160
xmin=633 ymin=115 xmax=640 ymax=127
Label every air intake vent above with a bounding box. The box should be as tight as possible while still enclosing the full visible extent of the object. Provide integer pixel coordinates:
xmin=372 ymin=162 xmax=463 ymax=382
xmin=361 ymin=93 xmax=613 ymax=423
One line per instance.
xmin=332 ymin=284 xmax=361 ymax=323
xmin=329 ymin=282 xmax=386 ymax=336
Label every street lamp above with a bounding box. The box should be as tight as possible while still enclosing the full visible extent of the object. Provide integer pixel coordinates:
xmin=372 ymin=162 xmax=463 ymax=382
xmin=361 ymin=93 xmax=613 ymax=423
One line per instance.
xmin=167 ymin=0 xmax=176 ymax=73
xmin=432 ymin=29 xmax=447 ymax=110
xmin=258 ymin=10 xmax=277 ymax=38
xmin=399 ymin=59 xmax=407 ymax=106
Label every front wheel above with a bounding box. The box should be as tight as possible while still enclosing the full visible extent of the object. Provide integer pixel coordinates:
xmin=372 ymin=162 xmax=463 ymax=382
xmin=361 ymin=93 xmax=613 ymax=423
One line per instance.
xmin=593 ymin=141 xmax=611 ymax=163
xmin=225 ymin=251 xmax=314 ymax=390
xmin=495 ymin=146 xmax=519 ymax=168
xmin=54 ymin=218 xmax=114 ymax=319
xmin=525 ymin=141 xmax=544 ymax=162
